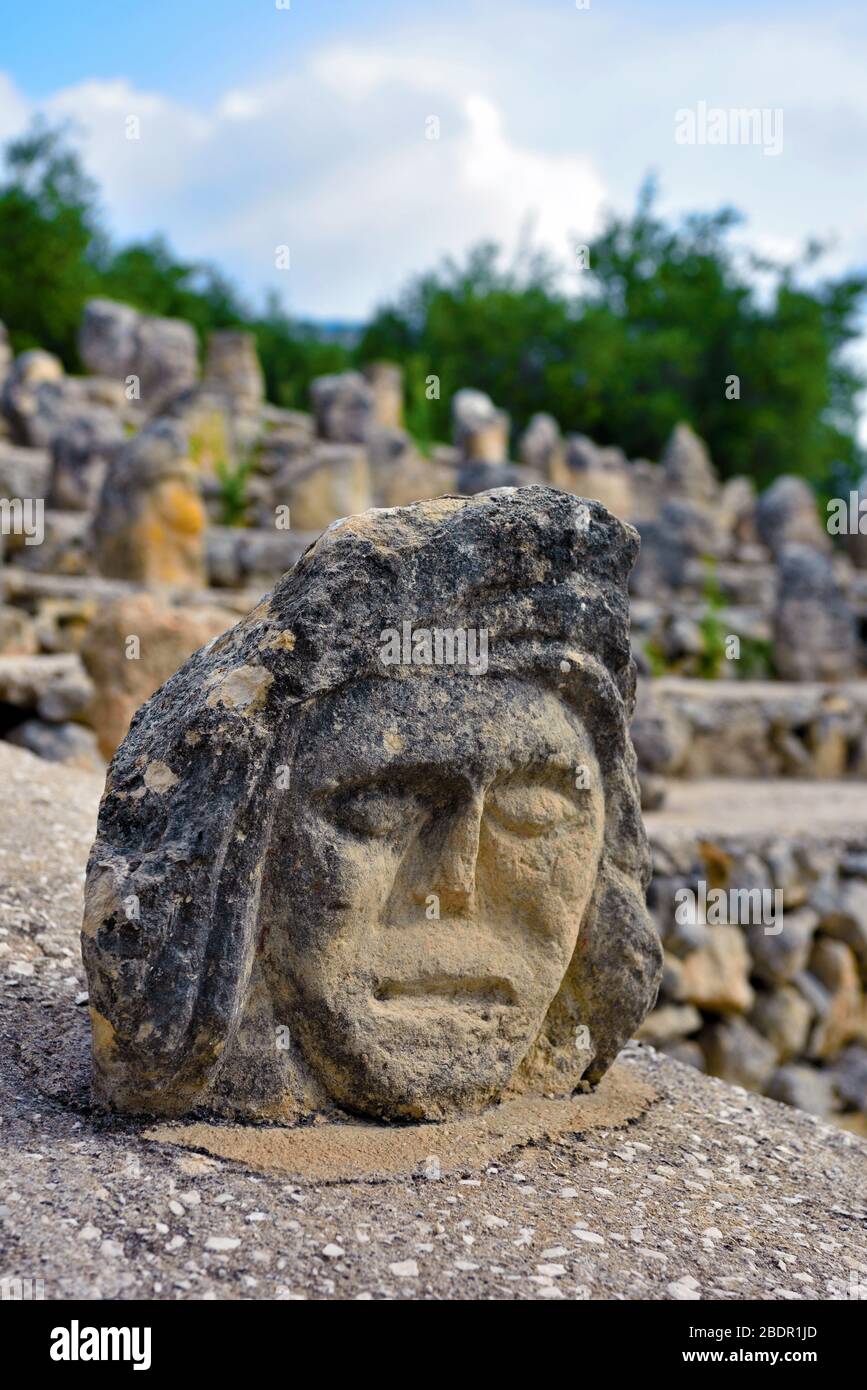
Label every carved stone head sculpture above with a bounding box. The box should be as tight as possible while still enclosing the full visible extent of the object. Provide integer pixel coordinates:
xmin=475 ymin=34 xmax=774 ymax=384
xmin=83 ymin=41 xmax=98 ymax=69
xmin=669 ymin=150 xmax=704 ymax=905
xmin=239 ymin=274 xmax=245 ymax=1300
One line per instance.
xmin=83 ymin=487 xmax=662 ymax=1122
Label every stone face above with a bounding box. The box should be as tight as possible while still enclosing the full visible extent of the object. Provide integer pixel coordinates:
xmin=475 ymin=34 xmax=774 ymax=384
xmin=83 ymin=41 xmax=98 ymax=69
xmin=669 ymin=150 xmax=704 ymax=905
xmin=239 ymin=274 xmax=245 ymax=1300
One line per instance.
xmin=80 ymin=593 xmax=236 ymax=759
xmin=452 ymin=390 xmax=510 ymax=463
xmin=309 ymin=371 xmax=374 ymax=444
xmin=756 ymin=475 xmax=828 ymax=557
xmin=92 ymin=420 xmax=207 ymax=588
xmin=79 ymin=298 xmax=199 ymax=416
xmin=82 ymin=486 xmax=661 ymax=1122
xmin=773 ymin=545 xmax=857 ymax=682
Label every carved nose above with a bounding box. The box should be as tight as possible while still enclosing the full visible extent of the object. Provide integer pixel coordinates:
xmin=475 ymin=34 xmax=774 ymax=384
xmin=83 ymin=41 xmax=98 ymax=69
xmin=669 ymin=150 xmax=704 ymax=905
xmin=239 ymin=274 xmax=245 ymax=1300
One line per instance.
xmin=426 ymin=798 xmax=482 ymax=913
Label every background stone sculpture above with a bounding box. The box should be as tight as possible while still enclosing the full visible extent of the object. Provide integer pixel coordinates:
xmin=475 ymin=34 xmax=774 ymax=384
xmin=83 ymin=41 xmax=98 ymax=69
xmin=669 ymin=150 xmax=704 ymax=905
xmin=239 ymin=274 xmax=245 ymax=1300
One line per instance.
xmin=82 ymin=486 xmax=661 ymax=1122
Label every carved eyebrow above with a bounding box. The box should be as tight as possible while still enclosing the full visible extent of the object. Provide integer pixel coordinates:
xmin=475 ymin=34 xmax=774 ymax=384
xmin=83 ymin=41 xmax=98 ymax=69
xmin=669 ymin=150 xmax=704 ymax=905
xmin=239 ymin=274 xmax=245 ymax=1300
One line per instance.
xmin=313 ymin=765 xmax=467 ymax=798
xmin=314 ymin=751 xmax=583 ymax=799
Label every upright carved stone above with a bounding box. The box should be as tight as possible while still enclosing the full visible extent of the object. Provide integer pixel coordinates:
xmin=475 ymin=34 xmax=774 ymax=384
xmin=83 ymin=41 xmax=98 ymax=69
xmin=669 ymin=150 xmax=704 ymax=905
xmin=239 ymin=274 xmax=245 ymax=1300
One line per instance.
xmin=91 ymin=420 xmax=207 ymax=588
xmin=519 ymin=413 xmax=564 ymax=478
xmin=772 ymin=544 xmax=857 ymax=682
xmin=363 ymin=362 xmax=404 ymax=430
xmin=48 ymin=408 xmax=127 ymax=511
xmin=82 ymin=487 xmax=661 ymax=1122
xmin=309 ymin=371 xmax=374 ymax=444
xmin=661 ymin=422 xmax=719 ymax=506
xmin=453 ymin=389 xmax=510 ymax=463
xmin=79 ymin=299 xmax=199 ymax=416
xmin=203 ymin=330 xmax=265 ymax=418
xmin=757 ymin=475 xmax=829 ymax=558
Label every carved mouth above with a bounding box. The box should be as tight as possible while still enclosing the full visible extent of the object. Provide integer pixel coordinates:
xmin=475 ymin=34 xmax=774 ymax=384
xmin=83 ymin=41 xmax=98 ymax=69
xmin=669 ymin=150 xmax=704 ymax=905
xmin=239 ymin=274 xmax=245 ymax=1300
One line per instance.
xmin=373 ymin=975 xmax=516 ymax=1007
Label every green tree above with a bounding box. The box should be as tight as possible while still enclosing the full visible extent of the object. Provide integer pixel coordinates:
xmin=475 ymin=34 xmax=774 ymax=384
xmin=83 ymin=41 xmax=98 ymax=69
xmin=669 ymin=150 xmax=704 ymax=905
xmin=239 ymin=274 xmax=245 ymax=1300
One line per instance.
xmin=252 ymin=293 xmax=351 ymax=410
xmin=0 ymin=121 xmax=99 ymax=364
xmin=359 ymin=181 xmax=867 ymax=488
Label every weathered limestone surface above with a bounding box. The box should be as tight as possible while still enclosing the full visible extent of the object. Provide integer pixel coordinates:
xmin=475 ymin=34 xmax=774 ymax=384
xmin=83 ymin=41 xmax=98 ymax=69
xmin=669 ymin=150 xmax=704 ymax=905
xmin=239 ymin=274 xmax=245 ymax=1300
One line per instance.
xmin=202 ymin=330 xmax=265 ymax=418
xmin=363 ymin=362 xmax=404 ymax=430
xmin=82 ymin=488 xmax=661 ymax=1123
xmin=452 ymin=389 xmax=510 ymax=462
xmin=756 ymin=475 xmax=830 ymax=557
xmin=80 ymin=592 xmax=236 ymax=758
xmin=309 ymin=371 xmax=375 ymax=444
xmin=773 ymin=545 xmax=857 ymax=682
xmin=644 ymin=676 xmax=867 ymax=779
xmin=79 ymin=298 xmax=199 ymax=416
xmin=271 ymin=443 xmax=372 ymax=531
xmin=48 ymin=406 xmax=127 ymax=511
xmin=644 ymin=779 xmax=867 ymax=1125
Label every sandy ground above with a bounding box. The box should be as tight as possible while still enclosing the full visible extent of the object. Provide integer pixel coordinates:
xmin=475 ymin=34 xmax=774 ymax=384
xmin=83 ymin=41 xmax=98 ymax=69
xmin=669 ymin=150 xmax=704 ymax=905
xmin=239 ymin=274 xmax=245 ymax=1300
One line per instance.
xmin=0 ymin=743 xmax=865 ymax=1301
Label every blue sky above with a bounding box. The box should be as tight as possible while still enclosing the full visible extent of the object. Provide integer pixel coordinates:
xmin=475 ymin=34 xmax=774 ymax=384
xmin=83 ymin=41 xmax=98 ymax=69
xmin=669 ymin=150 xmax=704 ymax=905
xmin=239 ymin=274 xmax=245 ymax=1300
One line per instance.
xmin=5 ymin=1 xmax=413 ymax=103
xmin=1 ymin=0 xmax=865 ymax=382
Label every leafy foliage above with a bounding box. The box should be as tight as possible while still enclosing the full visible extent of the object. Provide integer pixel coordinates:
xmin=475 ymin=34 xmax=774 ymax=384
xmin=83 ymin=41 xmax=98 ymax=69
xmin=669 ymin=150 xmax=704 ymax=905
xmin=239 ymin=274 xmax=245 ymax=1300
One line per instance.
xmin=1 ymin=129 xmax=863 ymax=492
xmin=214 ymin=455 xmax=253 ymax=528
xmin=360 ymin=179 xmax=866 ymax=489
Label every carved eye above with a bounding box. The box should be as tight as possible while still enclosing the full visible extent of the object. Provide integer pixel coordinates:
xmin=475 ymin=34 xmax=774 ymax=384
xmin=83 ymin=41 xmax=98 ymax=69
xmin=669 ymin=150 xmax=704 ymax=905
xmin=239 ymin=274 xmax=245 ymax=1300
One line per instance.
xmin=485 ymin=783 xmax=579 ymax=837
xmin=334 ymin=787 xmax=421 ymax=839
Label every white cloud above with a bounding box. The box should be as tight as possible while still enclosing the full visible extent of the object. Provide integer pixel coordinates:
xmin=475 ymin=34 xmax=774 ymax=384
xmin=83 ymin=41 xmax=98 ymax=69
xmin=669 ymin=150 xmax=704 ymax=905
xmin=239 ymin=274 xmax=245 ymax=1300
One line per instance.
xmin=0 ymin=0 xmax=862 ymax=357
xmin=0 ymin=31 xmax=609 ymax=320
xmin=0 ymin=72 xmax=29 ymax=144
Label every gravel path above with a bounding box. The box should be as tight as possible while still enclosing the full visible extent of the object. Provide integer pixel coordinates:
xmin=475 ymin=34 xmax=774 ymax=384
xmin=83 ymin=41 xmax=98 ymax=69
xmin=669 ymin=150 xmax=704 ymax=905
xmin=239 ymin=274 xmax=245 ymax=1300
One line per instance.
xmin=0 ymin=743 xmax=864 ymax=1301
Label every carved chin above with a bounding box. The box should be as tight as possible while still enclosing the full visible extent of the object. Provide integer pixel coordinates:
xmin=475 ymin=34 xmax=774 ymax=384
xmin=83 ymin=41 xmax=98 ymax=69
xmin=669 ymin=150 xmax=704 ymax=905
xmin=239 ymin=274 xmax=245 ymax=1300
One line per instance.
xmin=302 ymin=985 xmax=546 ymax=1121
